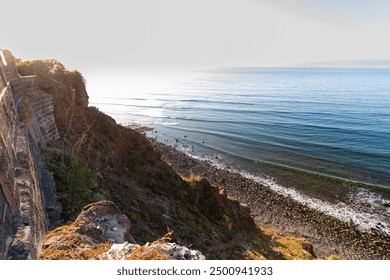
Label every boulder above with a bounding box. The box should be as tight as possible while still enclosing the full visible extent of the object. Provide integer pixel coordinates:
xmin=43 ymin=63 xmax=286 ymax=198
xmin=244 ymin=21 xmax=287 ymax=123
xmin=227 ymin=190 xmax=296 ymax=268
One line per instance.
xmin=98 ymin=232 xmax=205 ymax=260
xmin=76 ymin=200 xmax=131 ymax=243
xmin=40 ymin=200 xmax=131 ymax=260
xmin=99 ymin=241 xmax=205 ymax=260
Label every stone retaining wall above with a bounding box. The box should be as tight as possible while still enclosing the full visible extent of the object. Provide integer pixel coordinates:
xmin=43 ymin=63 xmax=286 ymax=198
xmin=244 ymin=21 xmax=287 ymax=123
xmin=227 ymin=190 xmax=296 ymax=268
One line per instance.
xmin=28 ymin=91 xmax=60 ymax=146
xmin=0 ymin=190 xmax=13 ymax=259
xmin=0 ymin=82 xmax=19 ymax=260
xmin=0 ymin=50 xmax=61 ymax=259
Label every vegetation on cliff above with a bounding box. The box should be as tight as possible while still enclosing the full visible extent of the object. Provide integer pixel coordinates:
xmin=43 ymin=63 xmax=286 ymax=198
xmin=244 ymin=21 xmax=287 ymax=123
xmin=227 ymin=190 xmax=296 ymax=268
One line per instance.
xmin=17 ymin=60 xmax=85 ymax=96
xmin=17 ymin=59 xmax=316 ymax=259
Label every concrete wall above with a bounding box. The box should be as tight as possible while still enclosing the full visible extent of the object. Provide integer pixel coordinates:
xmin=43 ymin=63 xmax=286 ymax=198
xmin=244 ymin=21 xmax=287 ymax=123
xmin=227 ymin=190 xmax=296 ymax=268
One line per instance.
xmin=0 ymin=50 xmax=61 ymax=259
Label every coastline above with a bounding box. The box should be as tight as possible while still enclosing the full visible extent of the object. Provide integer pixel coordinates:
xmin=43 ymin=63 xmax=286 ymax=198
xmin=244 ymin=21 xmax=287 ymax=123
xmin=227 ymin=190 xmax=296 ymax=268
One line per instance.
xmin=155 ymin=141 xmax=390 ymax=259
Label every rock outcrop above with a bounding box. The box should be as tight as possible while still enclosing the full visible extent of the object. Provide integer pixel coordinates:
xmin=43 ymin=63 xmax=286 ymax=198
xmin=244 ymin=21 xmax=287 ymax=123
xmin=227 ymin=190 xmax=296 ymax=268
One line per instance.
xmin=40 ymin=201 xmax=132 ymax=260
xmin=40 ymin=201 xmax=205 ymax=260
xmin=99 ymin=231 xmax=205 ymax=260
xmin=74 ymin=200 xmax=132 ymax=244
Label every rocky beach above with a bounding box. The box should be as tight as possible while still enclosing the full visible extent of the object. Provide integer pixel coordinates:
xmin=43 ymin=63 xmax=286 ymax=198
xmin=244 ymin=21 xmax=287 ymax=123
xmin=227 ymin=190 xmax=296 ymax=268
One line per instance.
xmin=156 ymin=141 xmax=390 ymax=259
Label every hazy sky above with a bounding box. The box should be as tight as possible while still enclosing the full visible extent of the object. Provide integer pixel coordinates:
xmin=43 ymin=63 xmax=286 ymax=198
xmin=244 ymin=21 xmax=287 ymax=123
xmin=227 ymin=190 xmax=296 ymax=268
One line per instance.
xmin=2 ymin=0 xmax=390 ymax=74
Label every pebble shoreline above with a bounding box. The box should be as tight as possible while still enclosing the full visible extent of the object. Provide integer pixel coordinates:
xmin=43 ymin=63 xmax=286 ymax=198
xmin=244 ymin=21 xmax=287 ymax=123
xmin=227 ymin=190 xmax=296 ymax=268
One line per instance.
xmin=156 ymin=142 xmax=390 ymax=259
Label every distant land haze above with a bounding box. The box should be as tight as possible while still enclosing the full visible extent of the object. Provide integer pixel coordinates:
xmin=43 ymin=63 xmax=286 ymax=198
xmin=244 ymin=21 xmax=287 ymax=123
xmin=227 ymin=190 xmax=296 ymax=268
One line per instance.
xmin=298 ymin=59 xmax=390 ymax=68
xmin=2 ymin=0 xmax=390 ymax=73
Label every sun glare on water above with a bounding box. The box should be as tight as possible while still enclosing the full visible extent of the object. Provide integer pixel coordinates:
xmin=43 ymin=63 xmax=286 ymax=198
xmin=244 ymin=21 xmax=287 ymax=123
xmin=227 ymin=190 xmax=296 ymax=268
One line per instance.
xmin=86 ymin=70 xmax=203 ymax=125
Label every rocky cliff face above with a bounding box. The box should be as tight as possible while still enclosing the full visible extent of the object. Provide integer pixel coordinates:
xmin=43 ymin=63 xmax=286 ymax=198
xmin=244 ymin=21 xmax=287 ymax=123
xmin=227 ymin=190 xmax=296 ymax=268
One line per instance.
xmin=1 ymin=50 xmax=316 ymax=260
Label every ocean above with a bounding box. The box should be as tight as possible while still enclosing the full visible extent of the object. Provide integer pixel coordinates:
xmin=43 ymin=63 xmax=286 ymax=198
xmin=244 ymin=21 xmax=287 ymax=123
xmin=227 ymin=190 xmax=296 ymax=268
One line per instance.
xmin=90 ymin=67 xmax=390 ymax=189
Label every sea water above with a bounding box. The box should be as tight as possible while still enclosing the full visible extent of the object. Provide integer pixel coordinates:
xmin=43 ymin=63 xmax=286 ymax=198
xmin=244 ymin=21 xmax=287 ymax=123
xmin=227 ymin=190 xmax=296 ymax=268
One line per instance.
xmin=90 ymin=68 xmax=390 ymax=188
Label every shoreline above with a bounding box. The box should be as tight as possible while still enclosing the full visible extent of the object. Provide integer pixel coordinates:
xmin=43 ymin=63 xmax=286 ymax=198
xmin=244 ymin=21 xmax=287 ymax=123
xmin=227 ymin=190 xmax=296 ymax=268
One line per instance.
xmin=155 ymin=141 xmax=390 ymax=259
xmin=143 ymin=126 xmax=390 ymax=201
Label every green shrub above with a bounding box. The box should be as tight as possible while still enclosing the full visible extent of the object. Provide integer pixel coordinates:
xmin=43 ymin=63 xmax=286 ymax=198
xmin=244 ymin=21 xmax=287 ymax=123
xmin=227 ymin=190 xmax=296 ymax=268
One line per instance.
xmin=128 ymin=212 xmax=137 ymax=223
xmin=46 ymin=147 xmax=103 ymax=217
xmin=16 ymin=59 xmax=85 ymax=93
xmin=66 ymin=153 xmax=98 ymax=213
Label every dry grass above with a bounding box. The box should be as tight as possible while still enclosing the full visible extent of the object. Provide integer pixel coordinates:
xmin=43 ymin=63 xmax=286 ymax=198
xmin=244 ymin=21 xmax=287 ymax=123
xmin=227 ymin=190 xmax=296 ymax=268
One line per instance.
xmin=40 ymin=242 xmax=111 ymax=260
xmin=243 ymin=249 xmax=267 ymax=260
xmin=261 ymin=228 xmax=315 ymax=260
xmin=180 ymin=174 xmax=203 ymax=184
xmin=327 ymin=255 xmax=342 ymax=260
xmin=82 ymin=243 xmax=111 ymax=259
xmin=125 ymin=246 xmax=173 ymax=260
xmin=43 ymin=220 xmax=82 ymax=240
xmin=241 ymin=228 xmax=316 ymax=260
xmin=40 ymin=219 xmax=111 ymax=260
xmin=273 ymin=236 xmax=314 ymax=260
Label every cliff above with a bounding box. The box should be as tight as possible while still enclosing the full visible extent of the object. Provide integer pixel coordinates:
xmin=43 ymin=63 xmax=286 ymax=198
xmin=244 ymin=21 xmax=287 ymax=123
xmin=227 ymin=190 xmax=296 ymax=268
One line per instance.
xmin=0 ymin=50 xmax=316 ymax=260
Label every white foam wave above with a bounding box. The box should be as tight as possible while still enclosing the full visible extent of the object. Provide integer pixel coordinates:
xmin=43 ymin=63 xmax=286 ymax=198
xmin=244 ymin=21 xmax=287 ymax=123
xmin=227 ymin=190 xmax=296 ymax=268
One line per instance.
xmin=161 ymin=121 xmax=179 ymax=126
xmin=242 ymin=172 xmax=390 ymax=236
